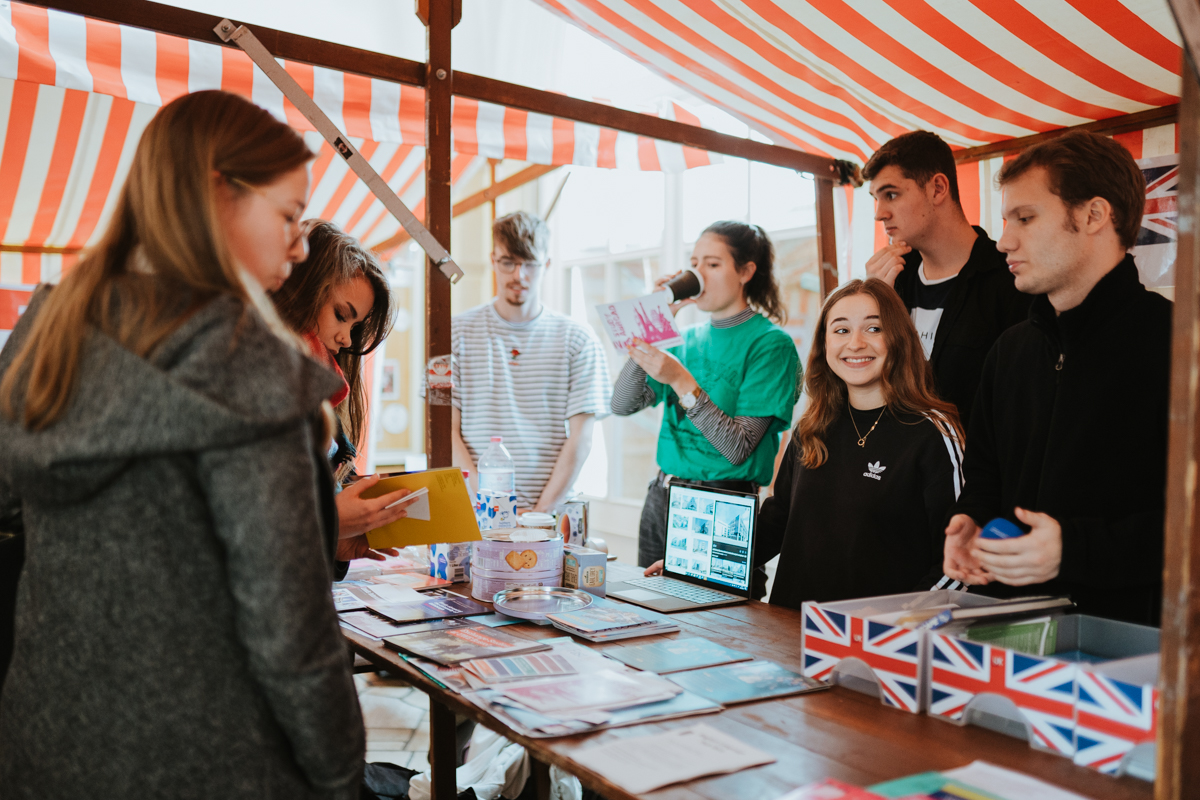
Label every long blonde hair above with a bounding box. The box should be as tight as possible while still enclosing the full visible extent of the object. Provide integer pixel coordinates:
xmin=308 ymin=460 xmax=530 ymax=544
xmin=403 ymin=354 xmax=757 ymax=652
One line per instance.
xmin=0 ymin=91 xmax=313 ymax=429
xmin=797 ymin=279 xmax=964 ymax=468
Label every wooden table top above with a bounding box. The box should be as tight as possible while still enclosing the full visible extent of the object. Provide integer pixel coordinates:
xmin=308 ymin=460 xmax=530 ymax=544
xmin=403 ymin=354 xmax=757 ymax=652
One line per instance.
xmin=343 ymin=586 xmax=1153 ymax=800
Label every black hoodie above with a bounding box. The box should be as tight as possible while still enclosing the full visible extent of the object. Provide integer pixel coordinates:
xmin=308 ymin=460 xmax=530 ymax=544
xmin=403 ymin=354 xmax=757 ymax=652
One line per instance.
xmin=953 ymin=256 xmax=1171 ymax=625
xmin=893 ymin=227 xmax=1032 ymax=430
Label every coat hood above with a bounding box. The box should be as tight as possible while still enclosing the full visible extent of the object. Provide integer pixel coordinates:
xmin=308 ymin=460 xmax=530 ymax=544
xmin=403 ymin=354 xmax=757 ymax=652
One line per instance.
xmin=0 ymin=286 xmax=343 ymax=504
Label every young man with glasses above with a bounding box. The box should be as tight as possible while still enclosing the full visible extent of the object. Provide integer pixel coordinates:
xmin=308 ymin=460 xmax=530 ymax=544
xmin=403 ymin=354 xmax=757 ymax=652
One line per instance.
xmin=451 ymin=211 xmax=610 ymax=512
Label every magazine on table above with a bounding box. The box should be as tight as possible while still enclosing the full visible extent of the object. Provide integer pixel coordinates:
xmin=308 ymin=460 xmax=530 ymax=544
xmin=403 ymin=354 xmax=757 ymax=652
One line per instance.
xmin=367 ymin=572 xmax=453 ymax=591
xmin=368 ymin=590 xmax=488 ymax=623
xmin=603 ymin=637 xmax=753 ymax=674
xmin=332 ymin=582 xmax=425 ymax=612
xmin=399 ymin=655 xmax=472 ymax=693
xmin=666 ymin=660 xmax=829 ymax=705
xmin=547 ymin=595 xmax=679 ymax=642
xmin=498 ymin=669 xmax=680 ymax=715
xmin=462 ymin=687 xmax=721 ymax=738
xmin=460 ymin=638 xmax=617 ymax=690
xmin=383 ymin=625 xmax=550 ymax=665
xmin=338 ymin=610 xmax=420 ymax=640
xmin=461 ymin=652 xmax=577 ymax=685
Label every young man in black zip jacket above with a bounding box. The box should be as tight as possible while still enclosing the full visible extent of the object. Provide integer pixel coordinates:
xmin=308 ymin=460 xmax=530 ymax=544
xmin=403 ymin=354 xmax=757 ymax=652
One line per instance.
xmin=944 ymin=131 xmax=1170 ymax=626
xmin=864 ymin=132 xmax=1031 ymax=430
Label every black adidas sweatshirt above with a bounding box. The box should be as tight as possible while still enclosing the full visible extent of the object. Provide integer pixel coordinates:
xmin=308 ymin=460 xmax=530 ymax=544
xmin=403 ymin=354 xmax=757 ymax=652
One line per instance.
xmin=953 ymin=256 xmax=1171 ymax=625
xmin=757 ymin=407 xmax=963 ymax=609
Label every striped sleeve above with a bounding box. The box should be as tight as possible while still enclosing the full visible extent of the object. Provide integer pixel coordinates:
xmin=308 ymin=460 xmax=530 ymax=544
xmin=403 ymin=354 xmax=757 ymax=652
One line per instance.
xmin=926 ymin=411 xmax=966 ymax=593
xmin=685 ymin=391 xmax=773 ymax=467
xmin=610 ymin=359 xmax=657 ymax=416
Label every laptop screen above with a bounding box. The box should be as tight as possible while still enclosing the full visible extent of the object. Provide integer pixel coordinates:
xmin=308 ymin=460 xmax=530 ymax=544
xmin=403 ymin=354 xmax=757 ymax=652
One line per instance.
xmin=663 ymin=483 xmax=757 ymax=593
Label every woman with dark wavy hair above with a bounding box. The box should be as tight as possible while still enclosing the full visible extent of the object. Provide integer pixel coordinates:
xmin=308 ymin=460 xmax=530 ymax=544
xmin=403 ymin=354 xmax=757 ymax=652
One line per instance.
xmin=273 ymin=220 xmax=414 ymax=551
xmin=611 ymin=221 xmax=800 ymax=573
xmin=758 ymin=277 xmax=966 ymax=608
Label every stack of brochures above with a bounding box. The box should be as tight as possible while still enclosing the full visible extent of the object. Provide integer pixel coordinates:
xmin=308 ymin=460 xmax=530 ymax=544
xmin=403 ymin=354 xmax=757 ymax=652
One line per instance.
xmin=382 ymin=624 xmax=550 ymax=665
xmin=546 ymin=595 xmax=679 ymax=642
xmin=457 ymin=638 xmax=721 ymax=737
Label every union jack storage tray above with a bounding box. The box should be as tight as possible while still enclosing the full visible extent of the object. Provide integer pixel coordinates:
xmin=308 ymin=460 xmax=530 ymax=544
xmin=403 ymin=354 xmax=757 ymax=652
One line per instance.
xmin=927 ymin=614 xmax=1159 ymax=771
xmin=800 ymin=590 xmax=1001 ymax=714
xmin=1074 ymin=652 xmax=1159 ymax=779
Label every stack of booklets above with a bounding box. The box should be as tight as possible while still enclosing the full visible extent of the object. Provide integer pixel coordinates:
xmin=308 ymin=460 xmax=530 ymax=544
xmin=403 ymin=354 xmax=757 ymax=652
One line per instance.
xmin=546 ymin=595 xmax=679 ymax=642
xmin=383 ymin=623 xmax=550 ymax=665
xmin=335 ymin=587 xmax=488 ymax=639
xmin=666 ymin=660 xmax=828 ymax=705
xmin=604 ymin=637 xmax=753 ymax=674
xmin=457 ymin=638 xmax=721 ymax=737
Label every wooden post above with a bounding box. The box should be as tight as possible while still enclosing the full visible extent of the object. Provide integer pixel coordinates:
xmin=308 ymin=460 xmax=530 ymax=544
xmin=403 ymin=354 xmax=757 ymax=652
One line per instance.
xmin=421 ymin=0 xmax=455 ymax=471
xmin=814 ymin=178 xmax=839 ymax=299
xmin=1158 ymin=47 xmax=1200 ymax=800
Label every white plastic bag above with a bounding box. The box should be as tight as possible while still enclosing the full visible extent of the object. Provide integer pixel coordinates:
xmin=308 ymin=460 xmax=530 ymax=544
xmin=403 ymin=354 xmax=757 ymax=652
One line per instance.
xmin=407 ymin=726 xmax=529 ymax=800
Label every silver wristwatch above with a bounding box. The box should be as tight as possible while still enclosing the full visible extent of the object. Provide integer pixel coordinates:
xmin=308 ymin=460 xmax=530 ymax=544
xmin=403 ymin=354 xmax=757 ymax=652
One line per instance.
xmin=679 ymin=389 xmax=699 ymax=410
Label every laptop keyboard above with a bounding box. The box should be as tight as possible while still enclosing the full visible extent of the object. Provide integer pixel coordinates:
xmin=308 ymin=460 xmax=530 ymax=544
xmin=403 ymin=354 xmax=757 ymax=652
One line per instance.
xmin=624 ymin=576 xmax=737 ymax=604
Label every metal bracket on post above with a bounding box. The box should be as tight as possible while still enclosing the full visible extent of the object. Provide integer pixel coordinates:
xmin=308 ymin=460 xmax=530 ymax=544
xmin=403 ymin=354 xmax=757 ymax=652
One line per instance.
xmin=213 ymin=19 xmax=465 ymax=284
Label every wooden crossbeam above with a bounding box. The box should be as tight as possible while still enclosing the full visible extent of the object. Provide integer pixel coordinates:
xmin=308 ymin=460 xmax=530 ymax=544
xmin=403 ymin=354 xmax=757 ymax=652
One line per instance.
xmin=0 ymin=244 xmax=82 ymax=255
xmin=954 ymin=105 xmax=1179 ymax=164
xmin=370 ymin=164 xmax=557 ymax=255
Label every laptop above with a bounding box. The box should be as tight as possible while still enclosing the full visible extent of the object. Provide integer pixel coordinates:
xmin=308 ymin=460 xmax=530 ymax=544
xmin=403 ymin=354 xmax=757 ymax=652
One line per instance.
xmin=607 ymin=482 xmax=757 ymax=613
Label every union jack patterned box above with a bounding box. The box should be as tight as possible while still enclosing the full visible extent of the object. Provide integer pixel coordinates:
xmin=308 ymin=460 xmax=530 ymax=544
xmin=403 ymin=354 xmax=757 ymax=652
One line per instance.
xmin=800 ymin=590 xmax=997 ymax=714
xmin=1074 ymin=653 xmax=1158 ymax=779
xmin=927 ymin=615 xmax=1159 ymax=765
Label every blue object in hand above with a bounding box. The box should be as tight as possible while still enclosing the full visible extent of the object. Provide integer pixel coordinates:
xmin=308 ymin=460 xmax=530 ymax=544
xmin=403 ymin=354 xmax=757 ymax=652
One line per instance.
xmin=980 ymin=517 xmax=1026 ymax=539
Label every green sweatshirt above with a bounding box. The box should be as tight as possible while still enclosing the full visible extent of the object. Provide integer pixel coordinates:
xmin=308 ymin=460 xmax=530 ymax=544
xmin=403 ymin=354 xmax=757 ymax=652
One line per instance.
xmin=646 ymin=313 xmax=800 ymax=486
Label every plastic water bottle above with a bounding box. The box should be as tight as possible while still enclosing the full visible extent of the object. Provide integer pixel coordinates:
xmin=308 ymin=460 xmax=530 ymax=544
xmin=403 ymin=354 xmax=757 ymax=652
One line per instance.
xmin=478 ymin=436 xmax=515 ymax=495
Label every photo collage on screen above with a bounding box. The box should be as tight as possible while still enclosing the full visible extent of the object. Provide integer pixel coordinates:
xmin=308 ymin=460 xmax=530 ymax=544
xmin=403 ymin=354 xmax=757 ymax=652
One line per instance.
xmin=665 ymin=486 xmax=755 ymax=591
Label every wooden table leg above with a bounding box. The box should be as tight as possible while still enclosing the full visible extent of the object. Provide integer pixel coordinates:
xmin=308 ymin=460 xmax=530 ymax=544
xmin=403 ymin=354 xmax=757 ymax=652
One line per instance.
xmin=531 ymin=755 xmax=551 ymax=800
xmin=428 ymin=696 xmax=458 ymax=800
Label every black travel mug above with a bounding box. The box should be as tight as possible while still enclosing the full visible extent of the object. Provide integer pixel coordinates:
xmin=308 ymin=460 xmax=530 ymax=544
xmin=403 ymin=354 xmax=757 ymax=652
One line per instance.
xmin=663 ymin=268 xmax=704 ymax=302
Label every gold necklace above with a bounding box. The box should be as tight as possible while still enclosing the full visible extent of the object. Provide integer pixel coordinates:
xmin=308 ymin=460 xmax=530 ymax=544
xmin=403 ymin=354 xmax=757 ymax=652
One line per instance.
xmin=849 ymin=401 xmax=886 ymax=447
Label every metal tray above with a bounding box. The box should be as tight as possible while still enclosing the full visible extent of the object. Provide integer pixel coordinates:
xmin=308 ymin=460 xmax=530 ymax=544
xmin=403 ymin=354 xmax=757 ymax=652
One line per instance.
xmin=491 ymin=586 xmax=593 ymax=620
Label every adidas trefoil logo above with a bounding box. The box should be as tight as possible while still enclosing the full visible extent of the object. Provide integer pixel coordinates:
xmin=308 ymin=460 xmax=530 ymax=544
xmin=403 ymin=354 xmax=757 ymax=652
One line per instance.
xmin=863 ymin=461 xmax=886 ymax=481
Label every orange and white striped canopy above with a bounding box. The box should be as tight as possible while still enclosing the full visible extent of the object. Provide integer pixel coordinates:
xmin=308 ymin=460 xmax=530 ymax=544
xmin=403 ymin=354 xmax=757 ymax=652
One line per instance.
xmin=532 ymin=0 xmax=1181 ymax=163
xmin=0 ymin=0 xmax=719 ymax=285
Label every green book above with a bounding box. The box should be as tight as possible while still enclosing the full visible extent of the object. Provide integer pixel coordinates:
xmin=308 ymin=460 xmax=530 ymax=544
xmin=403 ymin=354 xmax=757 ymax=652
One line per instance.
xmin=963 ymin=617 xmax=1058 ymax=657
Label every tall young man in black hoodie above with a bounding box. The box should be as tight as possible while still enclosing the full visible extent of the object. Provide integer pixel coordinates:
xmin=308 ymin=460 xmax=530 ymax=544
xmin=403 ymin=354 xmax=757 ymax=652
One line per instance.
xmin=944 ymin=131 xmax=1169 ymax=626
xmin=863 ymin=132 xmax=1030 ymax=429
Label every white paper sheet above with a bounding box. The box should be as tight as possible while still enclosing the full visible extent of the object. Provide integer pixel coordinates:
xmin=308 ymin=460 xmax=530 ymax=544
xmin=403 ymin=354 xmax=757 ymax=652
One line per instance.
xmin=943 ymin=761 xmax=1096 ymax=800
xmin=570 ymin=723 xmax=775 ymax=794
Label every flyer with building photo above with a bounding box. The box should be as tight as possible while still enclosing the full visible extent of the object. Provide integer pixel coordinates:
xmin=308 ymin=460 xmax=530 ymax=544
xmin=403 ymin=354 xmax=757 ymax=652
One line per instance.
xmin=595 ymin=292 xmax=683 ymax=352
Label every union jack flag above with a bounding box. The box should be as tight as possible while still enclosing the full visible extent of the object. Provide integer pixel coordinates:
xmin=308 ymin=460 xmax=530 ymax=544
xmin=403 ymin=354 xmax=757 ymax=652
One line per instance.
xmin=802 ymin=603 xmax=923 ymax=713
xmin=928 ymin=633 xmax=1077 ymax=756
xmin=1133 ymin=154 xmax=1179 ymax=289
xmin=1137 ymin=160 xmax=1178 ymax=247
xmin=1074 ymin=668 xmax=1157 ymax=774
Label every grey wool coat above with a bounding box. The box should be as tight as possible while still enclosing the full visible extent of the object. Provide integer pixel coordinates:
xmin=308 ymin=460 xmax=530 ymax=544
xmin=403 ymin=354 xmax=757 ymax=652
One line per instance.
xmin=0 ymin=287 xmax=365 ymax=799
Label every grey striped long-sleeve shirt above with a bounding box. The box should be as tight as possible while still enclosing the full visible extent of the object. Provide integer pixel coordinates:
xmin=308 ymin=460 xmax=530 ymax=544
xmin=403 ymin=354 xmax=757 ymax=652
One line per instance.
xmin=610 ymin=307 xmax=774 ymax=467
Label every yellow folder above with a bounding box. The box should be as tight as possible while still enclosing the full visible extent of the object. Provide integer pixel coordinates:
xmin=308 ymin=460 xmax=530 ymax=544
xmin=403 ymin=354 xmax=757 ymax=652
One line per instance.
xmin=361 ymin=467 xmax=482 ymax=549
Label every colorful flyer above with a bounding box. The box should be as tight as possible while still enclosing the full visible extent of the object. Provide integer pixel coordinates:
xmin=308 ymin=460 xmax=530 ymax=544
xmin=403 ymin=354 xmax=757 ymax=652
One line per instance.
xmin=594 ymin=292 xmax=683 ymax=352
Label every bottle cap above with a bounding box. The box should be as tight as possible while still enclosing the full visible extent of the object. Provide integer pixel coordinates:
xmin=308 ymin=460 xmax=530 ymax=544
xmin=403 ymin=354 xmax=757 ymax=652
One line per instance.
xmin=491 ymin=435 xmax=503 ymax=442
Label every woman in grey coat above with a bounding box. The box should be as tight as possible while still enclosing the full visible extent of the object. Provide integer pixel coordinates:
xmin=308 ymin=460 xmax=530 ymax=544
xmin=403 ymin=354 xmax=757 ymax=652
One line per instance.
xmin=0 ymin=91 xmax=365 ymax=799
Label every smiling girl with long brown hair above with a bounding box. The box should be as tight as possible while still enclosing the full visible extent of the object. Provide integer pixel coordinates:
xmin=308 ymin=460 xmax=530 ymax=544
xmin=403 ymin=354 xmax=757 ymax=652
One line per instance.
xmin=758 ymin=278 xmax=966 ymax=608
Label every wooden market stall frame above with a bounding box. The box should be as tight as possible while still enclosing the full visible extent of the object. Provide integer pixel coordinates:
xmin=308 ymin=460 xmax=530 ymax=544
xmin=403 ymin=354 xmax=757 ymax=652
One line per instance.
xmin=15 ymin=1 xmax=1200 ymax=797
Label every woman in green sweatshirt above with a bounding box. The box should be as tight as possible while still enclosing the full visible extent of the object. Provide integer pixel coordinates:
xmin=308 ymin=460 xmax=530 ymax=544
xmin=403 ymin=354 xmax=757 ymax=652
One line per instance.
xmin=610 ymin=221 xmax=800 ymax=573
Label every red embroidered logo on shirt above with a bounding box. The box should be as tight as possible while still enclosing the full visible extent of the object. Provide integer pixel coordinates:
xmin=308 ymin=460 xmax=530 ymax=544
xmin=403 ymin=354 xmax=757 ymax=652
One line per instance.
xmin=509 ymin=347 xmax=521 ymax=365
